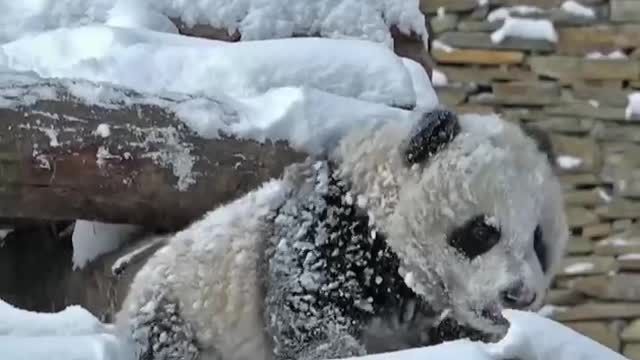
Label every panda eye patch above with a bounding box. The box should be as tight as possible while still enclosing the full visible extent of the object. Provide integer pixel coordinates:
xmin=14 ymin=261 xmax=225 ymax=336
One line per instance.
xmin=533 ymin=225 xmax=547 ymax=272
xmin=448 ymin=215 xmax=501 ymax=260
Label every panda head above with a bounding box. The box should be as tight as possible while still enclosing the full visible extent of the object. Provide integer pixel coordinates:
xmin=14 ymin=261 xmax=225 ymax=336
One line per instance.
xmin=334 ymin=109 xmax=568 ymax=337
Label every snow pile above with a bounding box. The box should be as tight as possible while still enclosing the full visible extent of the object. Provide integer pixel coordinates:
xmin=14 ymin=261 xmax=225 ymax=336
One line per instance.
xmin=487 ymin=6 xmax=544 ymax=22
xmin=0 ymin=26 xmax=435 ymax=154
xmin=0 ymin=228 xmax=13 ymax=241
xmin=400 ymin=58 xmax=439 ymax=109
xmin=491 ymin=17 xmax=557 ymax=43
xmin=431 ymin=69 xmax=449 ymax=87
xmin=561 ymin=0 xmax=596 ymax=18
xmin=563 ymin=262 xmax=594 ymax=275
xmin=485 ymin=309 xmax=628 ymax=360
xmin=0 ymin=0 xmax=428 ymax=47
xmin=556 ymin=155 xmax=583 ymax=170
xmin=626 ymin=92 xmax=640 ymax=120
xmin=433 ymin=40 xmax=455 ymax=52
xmin=0 ymin=299 xmax=628 ymax=360
xmin=105 ymin=0 xmax=178 ymax=34
xmin=71 ymin=220 xmax=141 ymax=270
xmin=619 ymin=253 xmax=640 ymax=260
xmin=1 ymin=25 xmax=417 ymax=108
xmin=0 ymin=299 xmax=135 ymax=360
xmin=586 ymin=50 xmax=627 ymax=59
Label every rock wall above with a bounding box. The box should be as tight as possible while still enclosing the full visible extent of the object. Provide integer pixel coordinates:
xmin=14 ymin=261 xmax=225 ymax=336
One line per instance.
xmin=425 ymin=0 xmax=640 ymax=358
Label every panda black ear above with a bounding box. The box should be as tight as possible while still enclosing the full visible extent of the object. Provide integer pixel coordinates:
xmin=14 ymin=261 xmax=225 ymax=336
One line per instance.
xmin=404 ymin=109 xmax=461 ymax=165
xmin=520 ymin=124 xmax=556 ymax=169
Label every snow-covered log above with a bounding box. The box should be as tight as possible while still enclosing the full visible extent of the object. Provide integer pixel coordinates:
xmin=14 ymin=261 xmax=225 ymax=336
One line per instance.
xmin=0 ymin=78 xmax=305 ymax=229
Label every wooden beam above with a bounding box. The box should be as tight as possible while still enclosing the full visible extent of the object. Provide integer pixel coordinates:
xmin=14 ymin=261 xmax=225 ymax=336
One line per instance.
xmin=0 ymin=78 xmax=306 ymax=230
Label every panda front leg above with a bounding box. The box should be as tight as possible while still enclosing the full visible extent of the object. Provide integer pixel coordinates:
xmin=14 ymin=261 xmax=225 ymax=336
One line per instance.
xmin=265 ymin=296 xmax=366 ymax=360
xmin=117 ymin=283 xmax=202 ymax=360
xmin=263 ymin=267 xmax=367 ymax=360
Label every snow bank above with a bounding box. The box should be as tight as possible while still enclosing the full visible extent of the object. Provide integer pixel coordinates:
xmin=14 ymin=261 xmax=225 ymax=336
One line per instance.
xmin=0 ymin=299 xmax=628 ymax=360
xmin=71 ymin=220 xmax=141 ymax=270
xmin=1 ymin=25 xmax=416 ymax=108
xmin=0 ymin=300 xmax=105 ymax=336
xmin=0 ymin=0 xmax=428 ymax=47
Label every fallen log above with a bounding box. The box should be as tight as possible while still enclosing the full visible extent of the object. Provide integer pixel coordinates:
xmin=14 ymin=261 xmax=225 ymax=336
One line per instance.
xmin=0 ymin=77 xmax=306 ymax=230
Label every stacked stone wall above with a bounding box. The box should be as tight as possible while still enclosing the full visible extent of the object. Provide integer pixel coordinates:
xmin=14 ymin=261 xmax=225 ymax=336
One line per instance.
xmin=424 ymin=0 xmax=640 ymax=357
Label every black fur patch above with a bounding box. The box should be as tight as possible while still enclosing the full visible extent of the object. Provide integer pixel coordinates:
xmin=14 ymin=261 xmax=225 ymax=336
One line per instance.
xmin=131 ymin=296 xmax=199 ymax=360
xmin=520 ymin=124 xmax=556 ymax=168
xmin=429 ymin=317 xmax=491 ymax=344
xmin=533 ymin=225 xmax=547 ymax=272
xmin=448 ymin=215 xmax=501 ymax=260
xmin=404 ymin=109 xmax=460 ymax=165
xmin=265 ymin=161 xmax=437 ymax=358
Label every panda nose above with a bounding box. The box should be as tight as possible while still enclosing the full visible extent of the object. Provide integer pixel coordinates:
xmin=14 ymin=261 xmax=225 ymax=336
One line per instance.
xmin=500 ymin=281 xmax=536 ymax=309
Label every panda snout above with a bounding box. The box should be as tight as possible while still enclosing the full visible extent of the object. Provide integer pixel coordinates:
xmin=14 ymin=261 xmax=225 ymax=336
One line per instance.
xmin=500 ymin=281 xmax=537 ymax=309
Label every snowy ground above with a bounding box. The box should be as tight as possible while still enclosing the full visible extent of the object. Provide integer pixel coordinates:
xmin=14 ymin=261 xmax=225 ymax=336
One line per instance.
xmin=0 ymin=0 xmax=632 ymax=359
xmin=0 ymin=298 xmax=628 ymax=360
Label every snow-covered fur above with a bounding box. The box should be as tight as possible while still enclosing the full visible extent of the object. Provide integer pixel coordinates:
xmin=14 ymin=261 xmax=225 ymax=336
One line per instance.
xmin=115 ymin=111 xmax=568 ymax=360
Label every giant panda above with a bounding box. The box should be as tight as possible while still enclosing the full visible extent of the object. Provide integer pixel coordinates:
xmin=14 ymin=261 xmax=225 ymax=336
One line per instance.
xmin=114 ymin=109 xmax=569 ymax=360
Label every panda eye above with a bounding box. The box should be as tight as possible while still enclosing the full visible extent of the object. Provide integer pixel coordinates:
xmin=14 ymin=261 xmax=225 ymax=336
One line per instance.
xmin=533 ymin=225 xmax=547 ymax=272
xmin=448 ymin=215 xmax=501 ymax=260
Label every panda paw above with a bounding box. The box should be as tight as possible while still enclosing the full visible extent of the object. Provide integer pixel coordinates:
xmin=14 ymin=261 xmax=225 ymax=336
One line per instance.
xmin=429 ymin=317 xmax=503 ymax=345
xmin=298 ymin=334 xmax=366 ymax=360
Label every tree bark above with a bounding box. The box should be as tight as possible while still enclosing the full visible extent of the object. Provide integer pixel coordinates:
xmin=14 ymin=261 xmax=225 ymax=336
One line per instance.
xmin=0 ymin=79 xmax=306 ymax=230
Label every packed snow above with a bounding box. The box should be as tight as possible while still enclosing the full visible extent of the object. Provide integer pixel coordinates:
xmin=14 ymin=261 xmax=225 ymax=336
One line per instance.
xmin=561 ymin=0 xmax=596 ymax=18
xmin=0 ymin=299 xmax=628 ymax=360
xmin=71 ymin=220 xmax=140 ymax=269
xmin=626 ymin=92 xmax=640 ymax=120
xmin=0 ymin=0 xmax=428 ymax=47
xmin=491 ymin=17 xmax=557 ymax=44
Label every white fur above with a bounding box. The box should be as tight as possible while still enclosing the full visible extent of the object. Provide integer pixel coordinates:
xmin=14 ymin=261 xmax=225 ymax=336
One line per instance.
xmin=116 ymin=112 xmax=569 ymax=359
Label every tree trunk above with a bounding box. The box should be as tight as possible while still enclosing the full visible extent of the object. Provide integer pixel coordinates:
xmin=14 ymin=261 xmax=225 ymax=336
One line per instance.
xmin=0 ymin=78 xmax=306 ymax=230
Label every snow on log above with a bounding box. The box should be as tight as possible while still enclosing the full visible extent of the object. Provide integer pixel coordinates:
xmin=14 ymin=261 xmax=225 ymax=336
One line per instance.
xmin=0 ymin=78 xmax=306 ymax=229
